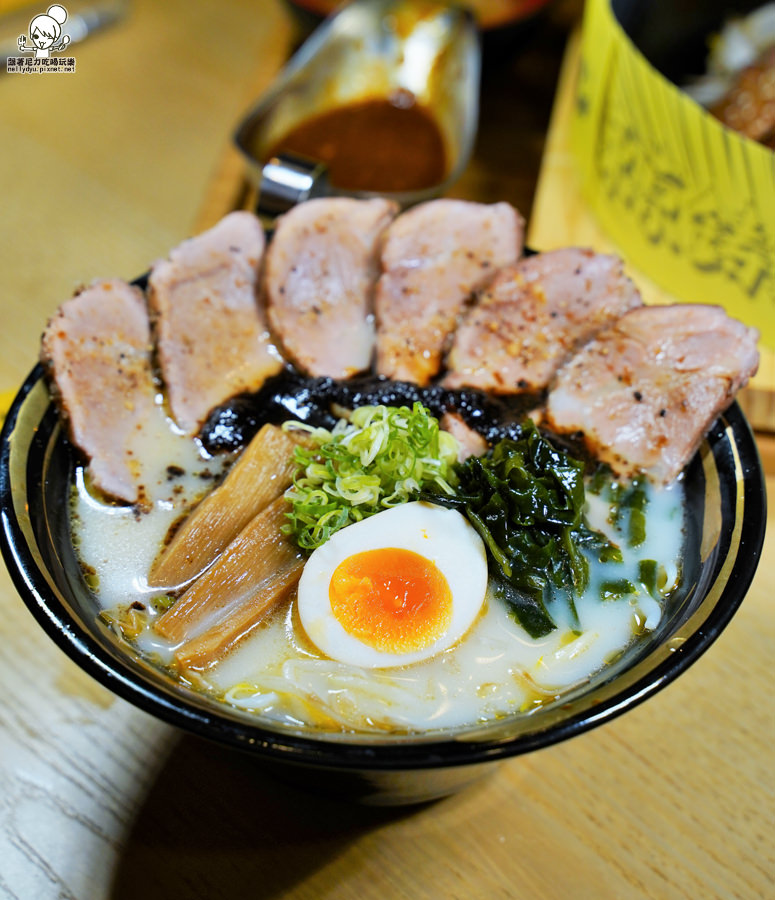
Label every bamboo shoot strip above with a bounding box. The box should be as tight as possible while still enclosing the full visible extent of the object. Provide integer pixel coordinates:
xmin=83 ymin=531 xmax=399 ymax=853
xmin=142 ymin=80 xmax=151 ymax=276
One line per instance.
xmin=149 ymin=424 xmax=302 ymax=589
xmin=154 ymin=496 xmax=305 ymax=670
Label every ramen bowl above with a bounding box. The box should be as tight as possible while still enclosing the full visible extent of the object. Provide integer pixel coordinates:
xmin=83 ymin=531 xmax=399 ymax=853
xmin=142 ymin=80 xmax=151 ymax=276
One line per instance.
xmin=0 ymin=365 xmax=766 ymax=805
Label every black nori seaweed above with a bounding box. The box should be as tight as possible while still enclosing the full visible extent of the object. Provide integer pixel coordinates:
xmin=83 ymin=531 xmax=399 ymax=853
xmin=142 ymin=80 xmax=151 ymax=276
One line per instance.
xmin=199 ymin=369 xmax=544 ymax=454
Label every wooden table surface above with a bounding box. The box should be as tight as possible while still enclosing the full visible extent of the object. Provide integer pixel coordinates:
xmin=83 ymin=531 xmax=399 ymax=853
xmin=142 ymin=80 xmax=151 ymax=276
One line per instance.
xmin=0 ymin=2 xmax=772 ymax=898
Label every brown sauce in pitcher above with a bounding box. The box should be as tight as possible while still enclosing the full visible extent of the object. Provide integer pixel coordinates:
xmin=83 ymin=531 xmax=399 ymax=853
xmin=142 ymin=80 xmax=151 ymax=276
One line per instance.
xmin=264 ymin=91 xmax=447 ymax=193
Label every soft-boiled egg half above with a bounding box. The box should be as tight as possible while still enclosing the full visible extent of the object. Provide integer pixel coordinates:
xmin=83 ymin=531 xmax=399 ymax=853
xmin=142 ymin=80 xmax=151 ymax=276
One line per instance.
xmin=296 ymin=501 xmax=488 ymax=668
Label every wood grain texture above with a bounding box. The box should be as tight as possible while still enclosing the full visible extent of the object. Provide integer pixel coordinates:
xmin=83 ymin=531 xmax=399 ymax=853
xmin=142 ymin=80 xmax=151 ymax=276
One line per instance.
xmin=0 ymin=2 xmax=772 ymax=898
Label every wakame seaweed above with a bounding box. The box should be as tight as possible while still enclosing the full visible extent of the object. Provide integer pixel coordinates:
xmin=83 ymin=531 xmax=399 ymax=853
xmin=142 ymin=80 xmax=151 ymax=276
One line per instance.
xmin=427 ymin=421 xmax=616 ymax=639
xmin=599 ymin=476 xmax=649 ymax=548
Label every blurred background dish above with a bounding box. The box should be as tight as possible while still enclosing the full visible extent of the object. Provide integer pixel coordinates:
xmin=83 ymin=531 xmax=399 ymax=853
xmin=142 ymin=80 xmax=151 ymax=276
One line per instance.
xmin=282 ymin=0 xmax=558 ymax=70
xmin=285 ymin=0 xmax=553 ymax=31
xmin=571 ymin=0 xmax=774 ymax=360
xmin=234 ymin=0 xmax=480 ymax=212
xmin=679 ymin=3 xmax=775 ymax=148
xmin=611 ymin=0 xmax=774 ymax=90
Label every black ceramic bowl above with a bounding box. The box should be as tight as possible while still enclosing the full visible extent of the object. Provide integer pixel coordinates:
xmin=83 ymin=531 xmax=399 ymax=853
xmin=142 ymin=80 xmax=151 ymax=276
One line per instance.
xmin=0 ymin=365 xmax=766 ymax=805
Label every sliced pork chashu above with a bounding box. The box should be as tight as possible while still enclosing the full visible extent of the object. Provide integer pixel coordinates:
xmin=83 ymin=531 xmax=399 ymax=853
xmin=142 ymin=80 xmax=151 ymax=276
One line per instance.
xmin=148 ymin=211 xmax=281 ymax=435
xmin=40 ymin=279 xmax=156 ymax=504
xmin=545 ymin=304 xmax=760 ymax=484
xmin=264 ymin=197 xmax=398 ymax=378
xmin=375 ymin=199 xmax=525 ymax=386
xmin=439 ymin=412 xmax=489 ymax=462
xmin=443 ymin=248 xmax=643 ymax=393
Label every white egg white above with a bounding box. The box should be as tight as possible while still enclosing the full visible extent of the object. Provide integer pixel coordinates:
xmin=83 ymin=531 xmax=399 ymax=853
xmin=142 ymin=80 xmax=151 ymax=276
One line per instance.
xmin=296 ymin=501 xmax=488 ymax=668
xmin=75 ymin=418 xmax=686 ymax=735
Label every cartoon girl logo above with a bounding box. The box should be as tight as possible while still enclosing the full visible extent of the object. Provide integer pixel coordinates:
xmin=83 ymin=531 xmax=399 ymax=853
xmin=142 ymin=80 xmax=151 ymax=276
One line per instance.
xmin=18 ymin=5 xmax=71 ymax=58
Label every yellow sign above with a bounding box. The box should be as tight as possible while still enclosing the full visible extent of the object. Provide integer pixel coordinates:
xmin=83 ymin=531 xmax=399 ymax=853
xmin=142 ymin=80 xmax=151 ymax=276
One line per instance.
xmin=572 ymin=0 xmax=775 ymax=349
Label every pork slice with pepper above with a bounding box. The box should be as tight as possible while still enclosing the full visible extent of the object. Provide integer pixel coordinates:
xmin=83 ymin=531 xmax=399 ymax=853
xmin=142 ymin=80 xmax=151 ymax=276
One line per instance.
xmin=375 ymin=199 xmax=525 ymax=386
xmin=264 ymin=197 xmax=398 ymax=379
xmin=148 ymin=211 xmax=282 ymax=435
xmin=544 ymin=304 xmax=760 ymax=484
xmin=443 ymin=248 xmax=643 ymax=393
xmin=40 ymin=279 xmax=157 ymax=504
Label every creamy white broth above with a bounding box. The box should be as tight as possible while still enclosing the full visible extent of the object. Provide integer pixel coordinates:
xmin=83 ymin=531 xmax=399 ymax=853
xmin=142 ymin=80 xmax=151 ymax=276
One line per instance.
xmin=72 ymin=400 xmax=232 ymax=608
xmin=74 ymin=411 xmax=684 ymax=734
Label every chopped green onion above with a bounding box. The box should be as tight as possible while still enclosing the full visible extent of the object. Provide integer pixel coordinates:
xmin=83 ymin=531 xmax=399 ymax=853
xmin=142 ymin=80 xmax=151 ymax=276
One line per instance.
xmin=282 ymin=403 xmax=459 ymax=550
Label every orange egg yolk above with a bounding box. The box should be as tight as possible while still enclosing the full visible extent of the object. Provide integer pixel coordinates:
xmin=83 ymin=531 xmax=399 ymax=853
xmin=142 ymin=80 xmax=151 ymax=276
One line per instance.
xmin=328 ymin=547 xmax=453 ymax=654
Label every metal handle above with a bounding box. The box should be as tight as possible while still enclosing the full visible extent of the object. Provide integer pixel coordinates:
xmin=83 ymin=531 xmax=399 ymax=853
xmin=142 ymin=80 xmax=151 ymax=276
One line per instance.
xmin=257 ymin=153 xmax=330 ymax=219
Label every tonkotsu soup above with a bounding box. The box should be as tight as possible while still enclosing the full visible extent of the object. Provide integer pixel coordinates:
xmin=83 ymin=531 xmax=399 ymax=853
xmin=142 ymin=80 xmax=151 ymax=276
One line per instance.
xmin=74 ymin=396 xmax=685 ymax=736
